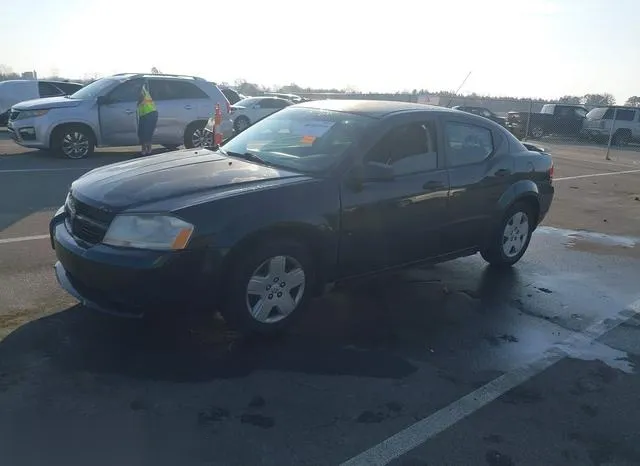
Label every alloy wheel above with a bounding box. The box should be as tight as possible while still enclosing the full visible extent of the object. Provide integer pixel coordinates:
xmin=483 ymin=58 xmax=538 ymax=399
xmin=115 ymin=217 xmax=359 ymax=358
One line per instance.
xmin=502 ymin=211 xmax=530 ymax=258
xmin=245 ymin=255 xmax=306 ymax=324
xmin=62 ymin=131 xmax=89 ymax=159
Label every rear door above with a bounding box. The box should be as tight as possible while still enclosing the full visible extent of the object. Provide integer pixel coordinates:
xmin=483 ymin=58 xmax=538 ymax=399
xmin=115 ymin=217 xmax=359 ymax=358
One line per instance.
xmin=99 ymin=78 xmax=142 ymax=146
xmin=148 ymin=79 xmax=211 ymax=144
xmin=339 ymin=113 xmax=450 ymax=277
xmin=442 ymin=117 xmax=512 ymax=252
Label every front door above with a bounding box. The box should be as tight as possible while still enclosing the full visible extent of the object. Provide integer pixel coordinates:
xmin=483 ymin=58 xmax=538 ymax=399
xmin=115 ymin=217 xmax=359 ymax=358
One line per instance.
xmin=99 ymin=78 xmax=142 ymax=146
xmin=339 ymin=116 xmax=450 ymax=278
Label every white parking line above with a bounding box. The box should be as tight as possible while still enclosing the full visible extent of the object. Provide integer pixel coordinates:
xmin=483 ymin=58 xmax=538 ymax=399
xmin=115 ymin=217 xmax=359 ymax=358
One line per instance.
xmin=555 ymin=168 xmax=640 ymax=181
xmin=339 ymin=298 xmax=640 ymax=466
xmin=0 ymin=167 xmax=94 ymax=174
xmin=0 ymin=234 xmax=49 ymax=245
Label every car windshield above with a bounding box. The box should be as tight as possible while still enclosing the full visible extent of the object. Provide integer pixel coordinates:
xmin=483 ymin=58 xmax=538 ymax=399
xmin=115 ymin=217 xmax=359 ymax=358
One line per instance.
xmin=586 ymin=108 xmax=607 ymax=120
xmin=69 ymin=78 xmax=119 ymax=99
xmin=221 ymin=107 xmax=374 ymax=173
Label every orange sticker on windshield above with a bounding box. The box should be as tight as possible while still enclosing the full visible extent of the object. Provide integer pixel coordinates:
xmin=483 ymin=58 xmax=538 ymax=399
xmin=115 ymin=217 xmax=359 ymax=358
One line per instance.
xmin=301 ymin=135 xmax=316 ymax=144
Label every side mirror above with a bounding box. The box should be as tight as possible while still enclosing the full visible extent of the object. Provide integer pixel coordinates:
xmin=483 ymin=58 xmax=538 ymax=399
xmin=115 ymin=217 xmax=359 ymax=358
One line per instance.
xmin=96 ymin=95 xmax=109 ymax=105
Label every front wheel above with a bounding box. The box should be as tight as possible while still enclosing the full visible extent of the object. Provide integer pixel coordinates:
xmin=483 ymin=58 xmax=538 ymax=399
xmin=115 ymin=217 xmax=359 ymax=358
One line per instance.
xmin=220 ymin=239 xmax=315 ymax=335
xmin=53 ymin=125 xmax=95 ymax=159
xmin=529 ymin=126 xmax=544 ymax=139
xmin=481 ymin=202 xmax=534 ymax=267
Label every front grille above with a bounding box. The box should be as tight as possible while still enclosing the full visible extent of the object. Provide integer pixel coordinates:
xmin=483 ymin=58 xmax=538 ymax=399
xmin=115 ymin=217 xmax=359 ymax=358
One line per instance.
xmin=66 ymin=196 xmax=115 ymax=244
xmin=8 ymin=110 xmax=19 ymax=121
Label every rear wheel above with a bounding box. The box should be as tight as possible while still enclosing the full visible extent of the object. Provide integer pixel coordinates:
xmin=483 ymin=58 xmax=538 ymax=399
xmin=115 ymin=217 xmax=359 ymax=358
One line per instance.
xmin=481 ymin=202 xmax=534 ymax=267
xmin=184 ymin=121 xmax=207 ymax=149
xmin=220 ymin=238 xmax=315 ymax=335
xmin=612 ymin=130 xmax=631 ymax=147
xmin=52 ymin=125 xmax=95 ymax=159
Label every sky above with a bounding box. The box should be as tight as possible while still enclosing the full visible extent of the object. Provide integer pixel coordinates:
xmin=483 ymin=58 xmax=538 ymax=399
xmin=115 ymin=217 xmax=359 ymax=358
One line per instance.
xmin=1 ymin=0 xmax=639 ymax=103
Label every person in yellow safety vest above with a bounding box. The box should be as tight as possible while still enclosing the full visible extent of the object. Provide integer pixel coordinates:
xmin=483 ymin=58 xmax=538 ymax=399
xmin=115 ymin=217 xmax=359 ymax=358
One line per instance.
xmin=137 ymin=81 xmax=158 ymax=156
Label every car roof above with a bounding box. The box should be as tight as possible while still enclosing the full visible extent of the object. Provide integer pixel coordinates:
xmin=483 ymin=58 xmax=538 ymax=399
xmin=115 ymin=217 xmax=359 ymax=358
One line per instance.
xmin=294 ymin=99 xmax=457 ymax=118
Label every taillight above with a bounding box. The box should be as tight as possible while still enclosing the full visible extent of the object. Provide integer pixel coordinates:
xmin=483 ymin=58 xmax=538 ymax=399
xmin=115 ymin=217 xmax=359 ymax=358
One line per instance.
xmin=226 ymin=102 xmax=231 ymax=114
xmin=548 ymin=163 xmax=554 ymax=180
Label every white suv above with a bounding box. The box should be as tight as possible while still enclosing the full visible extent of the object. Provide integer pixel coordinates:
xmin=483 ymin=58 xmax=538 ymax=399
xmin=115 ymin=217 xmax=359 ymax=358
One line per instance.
xmin=581 ymin=106 xmax=640 ymax=146
xmin=7 ymin=73 xmax=233 ymax=158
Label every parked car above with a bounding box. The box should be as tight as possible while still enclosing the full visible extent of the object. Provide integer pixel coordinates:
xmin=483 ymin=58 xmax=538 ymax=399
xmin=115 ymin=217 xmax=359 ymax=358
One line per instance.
xmin=452 ymin=106 xmax=506 ymax=126
xmin=580 ymin=106 xmax=640 ymax=146
xmin=226 ymin=96 xmax=293 ymax=133
xmin=264 ymin=92 xmax=306 ymax=104
xmin=7 ymin=73 xmax=233 ymax=158
xmin=220 ymin=87 xmax=243 ymax=105
xmin=50 ymin=100 xmax=554 ymax=334
xmin=0 ymin=79 xmax=83 ymax=126
xmin=506 ymin=104 xmax=587 ymax=139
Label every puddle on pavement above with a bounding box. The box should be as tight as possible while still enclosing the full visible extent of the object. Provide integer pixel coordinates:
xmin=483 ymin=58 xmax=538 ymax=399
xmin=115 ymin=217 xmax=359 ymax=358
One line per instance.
xmin=558 ymin=340 xmax=635 ymax=374
xmin=537 ymin=226 xmax=640 ymax=258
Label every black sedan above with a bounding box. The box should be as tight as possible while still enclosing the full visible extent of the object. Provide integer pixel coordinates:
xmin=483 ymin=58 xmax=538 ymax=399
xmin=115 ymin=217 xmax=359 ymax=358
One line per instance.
xmin=50 ymin=100 xmax=554 ymax=334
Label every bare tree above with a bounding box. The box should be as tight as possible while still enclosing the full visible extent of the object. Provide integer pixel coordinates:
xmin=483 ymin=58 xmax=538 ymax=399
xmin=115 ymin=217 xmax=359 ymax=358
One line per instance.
xmin=625 ymin=96 xmax=640 ymax=107
xmin=559 ymin=95 xmax=581 ymax=104
xmin=583 ymin=93 xmax=615 ymax=106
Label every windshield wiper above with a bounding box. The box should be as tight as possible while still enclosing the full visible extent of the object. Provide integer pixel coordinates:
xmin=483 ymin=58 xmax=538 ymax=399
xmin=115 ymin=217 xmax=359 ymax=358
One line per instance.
xmin=223 ymin=150 xmax=268 ymax=165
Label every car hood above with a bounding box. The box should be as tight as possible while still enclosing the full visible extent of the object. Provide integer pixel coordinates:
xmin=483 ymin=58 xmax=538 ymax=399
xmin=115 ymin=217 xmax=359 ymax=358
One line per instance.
xmin=71 ymin=149 xmax=310 ymax=210
xmin=13 ymin=96 xmax=83 ymax=111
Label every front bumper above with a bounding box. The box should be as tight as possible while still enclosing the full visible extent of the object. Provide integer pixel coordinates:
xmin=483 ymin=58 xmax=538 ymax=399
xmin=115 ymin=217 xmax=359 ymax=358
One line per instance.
xmin=7 ymin=118 xmax=50 ymax=149
xmin=50 ymin=211 xmax=220 ymax=318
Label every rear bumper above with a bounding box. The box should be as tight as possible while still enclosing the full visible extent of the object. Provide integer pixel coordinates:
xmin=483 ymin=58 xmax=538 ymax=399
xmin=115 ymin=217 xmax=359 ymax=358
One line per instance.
xmin=51 ymin=212 xmax=221 ymax=318
xmin=538 ymin=185 xmax=554 ymax=225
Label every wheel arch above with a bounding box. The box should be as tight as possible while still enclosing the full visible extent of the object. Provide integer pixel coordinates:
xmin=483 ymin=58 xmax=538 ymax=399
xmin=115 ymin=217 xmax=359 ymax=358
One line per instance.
xmin=497 ymin=180 xmax=541 ymax=225
xmin=49 ymin=121 xmax=98 ymax=148
xmin=218 ymin=222 xmax=333 ymax=297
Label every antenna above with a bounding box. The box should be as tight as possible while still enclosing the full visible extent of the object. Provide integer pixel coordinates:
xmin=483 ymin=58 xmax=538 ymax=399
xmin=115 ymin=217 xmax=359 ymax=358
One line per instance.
xmin=447 ymin=71 xmax=472 ymax=107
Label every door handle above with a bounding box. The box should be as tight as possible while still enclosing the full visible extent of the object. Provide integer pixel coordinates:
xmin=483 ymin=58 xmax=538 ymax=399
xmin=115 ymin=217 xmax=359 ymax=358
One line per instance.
xmin=184 ymin=105 xmax=193 ymax=110
xmin=423 ymin=180 xmax=444 ymax=190
xmin=125 ymin=109 xmax=134 ymax=115
xmin=495 ymin=169 xmax=510 ymax=177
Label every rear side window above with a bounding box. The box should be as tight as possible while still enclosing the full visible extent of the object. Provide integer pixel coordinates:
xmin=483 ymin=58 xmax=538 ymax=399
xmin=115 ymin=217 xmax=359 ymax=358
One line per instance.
xmin=540 ymin=104 xmax=554 ymax=114
xmin=601 ymin=108 xmax=636 ymax=121
xmin=445 ymin=122 xmax=494 ymax=167
xmin=150 ymin=80 xmax=209 ymax=100
xmin=38 ymin=81 xmax=64 ymax=97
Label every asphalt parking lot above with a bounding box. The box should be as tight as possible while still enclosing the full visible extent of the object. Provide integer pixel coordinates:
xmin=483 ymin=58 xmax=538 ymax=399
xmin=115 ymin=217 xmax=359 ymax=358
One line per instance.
xmin=0 ymin=128 xmax=639 ymax=466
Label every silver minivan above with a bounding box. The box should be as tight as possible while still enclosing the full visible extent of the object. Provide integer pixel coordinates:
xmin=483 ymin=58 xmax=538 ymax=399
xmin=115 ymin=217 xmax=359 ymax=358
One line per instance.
xmin=7 ymin=73 xmax=233 ymax=158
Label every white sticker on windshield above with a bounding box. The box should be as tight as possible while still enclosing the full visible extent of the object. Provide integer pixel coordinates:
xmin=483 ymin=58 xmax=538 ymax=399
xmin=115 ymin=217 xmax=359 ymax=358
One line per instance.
xmin=292 ymin=120 xmax=335 ymax=138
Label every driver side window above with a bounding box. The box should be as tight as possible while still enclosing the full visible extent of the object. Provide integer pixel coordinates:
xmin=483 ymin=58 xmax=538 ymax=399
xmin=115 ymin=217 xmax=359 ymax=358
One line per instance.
xmin=365 ymin=121 xmax=438 ymax=176
xmin=108 ymin=79 xmax=142 ymax=103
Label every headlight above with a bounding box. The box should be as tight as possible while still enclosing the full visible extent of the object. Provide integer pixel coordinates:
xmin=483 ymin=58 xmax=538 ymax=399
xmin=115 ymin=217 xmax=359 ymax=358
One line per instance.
xmin=16 ymin=109 xmax=49 ymax=120
xmin=103 ymin=214 xmax=194 ymax=251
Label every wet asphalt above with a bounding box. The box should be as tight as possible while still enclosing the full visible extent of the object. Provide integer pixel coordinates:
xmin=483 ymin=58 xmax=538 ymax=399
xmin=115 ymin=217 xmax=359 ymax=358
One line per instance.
xmin=0 ymin=135 xmax=639 ymax=466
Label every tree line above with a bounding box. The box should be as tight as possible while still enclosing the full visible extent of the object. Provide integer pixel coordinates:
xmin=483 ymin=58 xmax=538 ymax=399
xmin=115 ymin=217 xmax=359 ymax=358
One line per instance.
xmin=3 ymin=65 xmax=640 ymax=107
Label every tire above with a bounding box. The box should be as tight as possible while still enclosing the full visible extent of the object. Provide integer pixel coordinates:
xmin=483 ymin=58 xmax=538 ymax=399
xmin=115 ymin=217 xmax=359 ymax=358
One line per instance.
xmin=612 ymin=130 xmax=631 ymax=147
xmin=52 ymin=124 xmax=95 ymax=159
xmin=220 ymin=238 xmax=316 ymax=335
xmin=530 ymin=126 xmax=544 ymax=139
xmin=234 ymin=116 xmax=250 ymax=133
xmin=183 ymin=121 xmax=207 ymax=149
xmin=481 ymin=201 xmax=535 ymax=267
